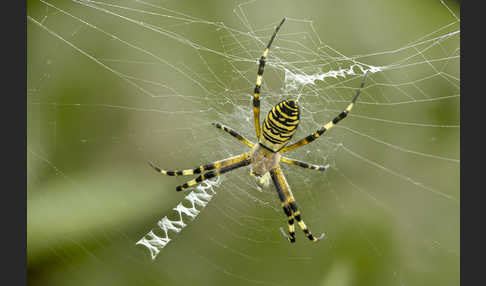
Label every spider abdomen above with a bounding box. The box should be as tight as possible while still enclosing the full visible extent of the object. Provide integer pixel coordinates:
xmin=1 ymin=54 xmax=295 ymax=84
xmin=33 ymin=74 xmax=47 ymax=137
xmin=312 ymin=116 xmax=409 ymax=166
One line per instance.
xmin=259 ymin=99 xmax=300 ymax=152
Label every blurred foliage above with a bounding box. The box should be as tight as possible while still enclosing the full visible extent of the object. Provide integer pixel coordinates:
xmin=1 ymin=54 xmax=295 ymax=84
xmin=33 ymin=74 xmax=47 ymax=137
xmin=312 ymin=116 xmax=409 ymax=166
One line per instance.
xmin=27 ymin=0 xmax=459 ymax=285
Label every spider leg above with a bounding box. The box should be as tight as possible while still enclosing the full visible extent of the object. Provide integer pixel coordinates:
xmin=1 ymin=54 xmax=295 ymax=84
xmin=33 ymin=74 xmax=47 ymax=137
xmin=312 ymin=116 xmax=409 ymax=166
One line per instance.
xmin=289 ymin=200 xmax=325 ymax=242
xmin=212 ymin=123 xmax=255 ymax=148
xmin=252 ymin=17 xmax=286 ymax=139
xmin=280 ymin=157 xmax=329 ymax=171
xmin=281 ymin=71 xmax=368 ymax=153
xmin=175 ymin=153 xmax=251 ymax=192
xmin=149 ymin=152 xmax=250 ymax=177
xmin=270 ymin=167 xmax=324 ymax=243
xmin=280 ymin=204 xmax=296 ymax=243
xmin=270 ymin=167 xmax=296 ymax=243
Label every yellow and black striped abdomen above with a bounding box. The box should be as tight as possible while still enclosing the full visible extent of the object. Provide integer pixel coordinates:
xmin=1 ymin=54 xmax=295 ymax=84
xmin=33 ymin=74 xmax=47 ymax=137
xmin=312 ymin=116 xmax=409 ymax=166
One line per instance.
xmin=260 ymin=99 xmax=300 ymax=152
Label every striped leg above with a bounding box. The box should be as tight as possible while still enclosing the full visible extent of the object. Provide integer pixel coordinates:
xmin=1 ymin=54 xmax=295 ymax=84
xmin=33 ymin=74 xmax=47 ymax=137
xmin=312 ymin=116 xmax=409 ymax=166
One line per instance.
xmin=149 ymin=152 xmax=251 ymax=177
xmin=280 ymin=157 xmax=329 ymax=171
xmin=288 ymin=200 xmax=325 ymax=242
xmin=270 ymin=167 xmax=296 ymax=243
xmin=253 ymin=17 xmax=286 ymax=139
xmin=281 ymin=71 xmax=369 ymax=153
xmin=271 ymin=167 xmax=324 ymax=242
xmin=176 ymin=154 xmax=251 ymax=192
xmin=212 ymin=122 xmax=255 ymax=148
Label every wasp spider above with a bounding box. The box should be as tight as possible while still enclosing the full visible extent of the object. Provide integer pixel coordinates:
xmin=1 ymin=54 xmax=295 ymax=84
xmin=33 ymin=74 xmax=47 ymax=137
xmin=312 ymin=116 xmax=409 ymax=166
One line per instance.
xmin=149 ymin=18 xmax=368 ymax=243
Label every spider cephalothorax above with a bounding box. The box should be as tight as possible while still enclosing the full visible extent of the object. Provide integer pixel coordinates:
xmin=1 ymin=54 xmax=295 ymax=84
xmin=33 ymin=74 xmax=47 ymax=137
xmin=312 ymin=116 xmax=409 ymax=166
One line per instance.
xmin=149 ymin=18 xmax=368 ymax=243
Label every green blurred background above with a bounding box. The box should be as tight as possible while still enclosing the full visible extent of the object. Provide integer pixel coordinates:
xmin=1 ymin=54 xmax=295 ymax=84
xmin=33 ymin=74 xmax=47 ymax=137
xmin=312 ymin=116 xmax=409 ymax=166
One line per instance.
xmin=27 ymin=0 xmax=460 ymax=285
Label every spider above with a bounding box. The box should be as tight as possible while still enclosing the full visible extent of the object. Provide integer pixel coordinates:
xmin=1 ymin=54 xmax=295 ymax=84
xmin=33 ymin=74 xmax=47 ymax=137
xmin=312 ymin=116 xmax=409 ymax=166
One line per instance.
xmin=149 ymin=17 xmax=368 ymax=243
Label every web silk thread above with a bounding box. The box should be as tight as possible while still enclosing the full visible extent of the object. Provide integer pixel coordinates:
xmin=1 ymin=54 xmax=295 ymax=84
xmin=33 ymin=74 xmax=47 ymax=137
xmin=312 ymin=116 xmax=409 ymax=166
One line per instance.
xmin=136 ymin=178 xmax=220 ymax=260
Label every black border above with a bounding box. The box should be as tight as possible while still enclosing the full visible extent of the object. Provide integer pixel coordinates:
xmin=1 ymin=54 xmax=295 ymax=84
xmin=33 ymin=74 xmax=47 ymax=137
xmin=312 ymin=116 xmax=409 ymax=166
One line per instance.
xmin=7 ymin=0 xmax=27 ymax=285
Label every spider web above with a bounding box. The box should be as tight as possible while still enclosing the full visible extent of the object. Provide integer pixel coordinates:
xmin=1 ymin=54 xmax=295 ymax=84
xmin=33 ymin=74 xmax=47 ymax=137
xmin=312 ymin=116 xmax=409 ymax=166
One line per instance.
xmin=27 ymin=0 xmax=459 ymax=285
